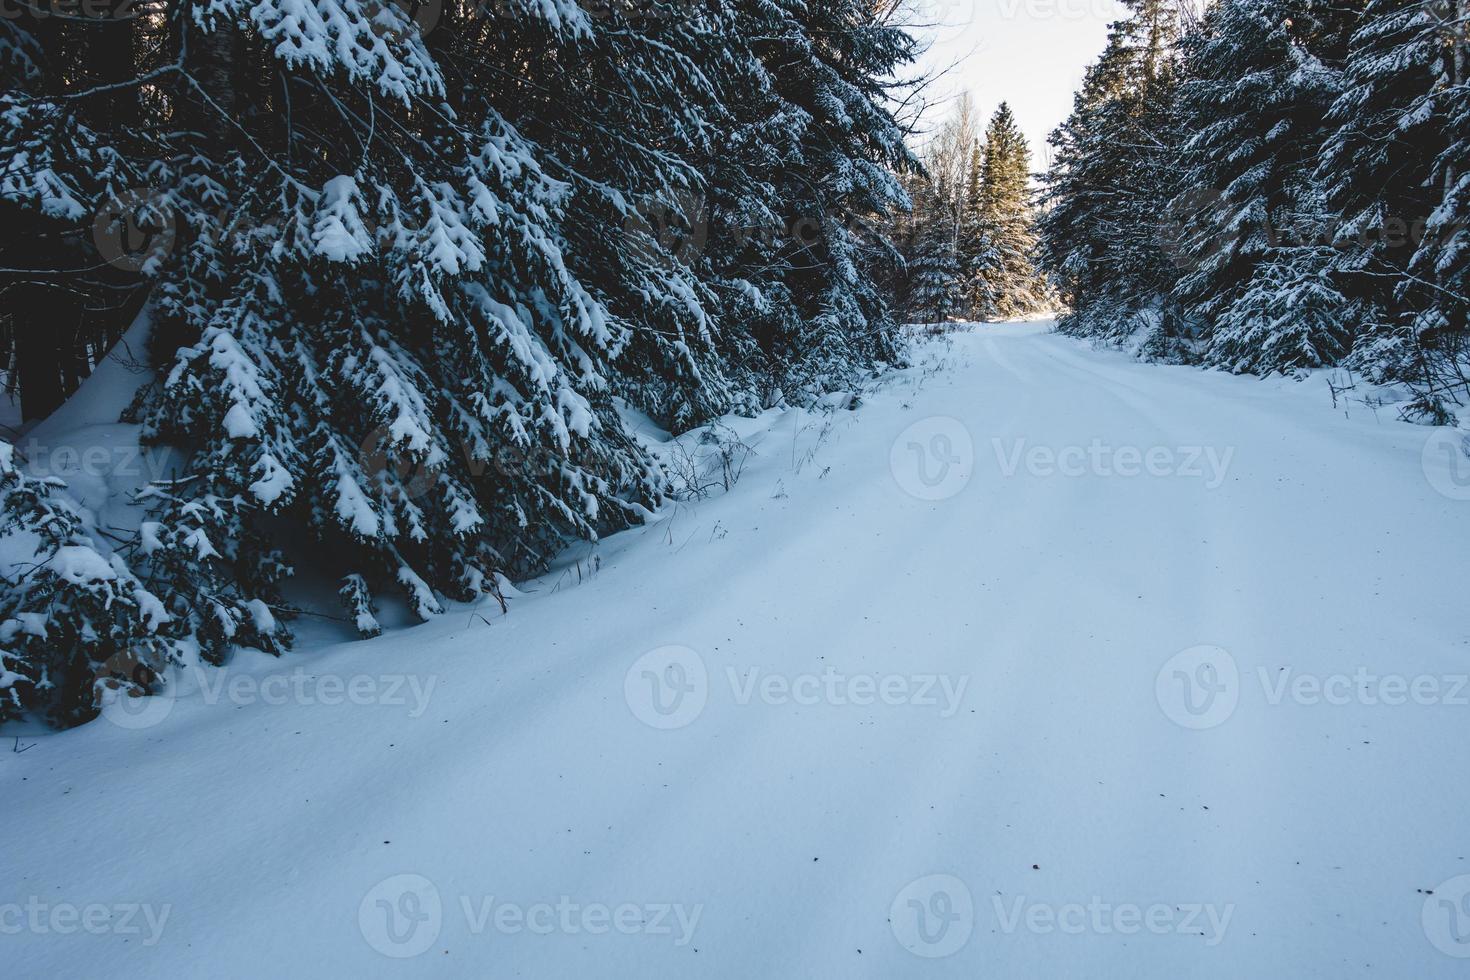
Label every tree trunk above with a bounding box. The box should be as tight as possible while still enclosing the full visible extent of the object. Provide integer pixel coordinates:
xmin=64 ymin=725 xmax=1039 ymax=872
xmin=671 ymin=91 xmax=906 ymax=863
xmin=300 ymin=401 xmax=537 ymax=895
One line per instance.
xmin=184 ymin=14 xmax=237 ymax=151
xmin=13 ymin=283 xmax=69 ymax=422
xmin=90 ymin=1 xmax=138 ymax=128
xmin=1448 ymin=0 xmax=1468 ymax=195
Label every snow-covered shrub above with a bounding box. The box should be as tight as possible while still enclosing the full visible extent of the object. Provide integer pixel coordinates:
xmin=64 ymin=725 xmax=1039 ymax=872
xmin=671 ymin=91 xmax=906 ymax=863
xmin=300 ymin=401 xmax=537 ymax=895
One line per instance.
xmin=0 ymin=442 xmax=171 ymax=726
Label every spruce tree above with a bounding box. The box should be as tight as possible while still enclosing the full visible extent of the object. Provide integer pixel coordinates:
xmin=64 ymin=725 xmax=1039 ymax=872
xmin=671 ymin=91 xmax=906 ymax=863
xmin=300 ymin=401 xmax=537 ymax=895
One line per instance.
xmin=908 ymin=186 xmax=961 ymax=324
xmin=721 ymin=0 xmax=919 ymax=394
xmin=959 ymin=139 xmax=1003 ymax=319
xmin=1403 ymin=0 xmax=1470 ymax=413
xmin=0 ymin=0 xmax=921 ymax=725
xmin=1173 ymin=0 xmax=1361 ymax=373
xmin=0 ymin=440 xmax=170 ymax=726
xmin=973 ymin=103 xmax=1047 ymax=318
xmin=1317 ymin=0 xmax=1450 ymax=387
xmin=1039 ymin=0 xmax=1190 ymax=352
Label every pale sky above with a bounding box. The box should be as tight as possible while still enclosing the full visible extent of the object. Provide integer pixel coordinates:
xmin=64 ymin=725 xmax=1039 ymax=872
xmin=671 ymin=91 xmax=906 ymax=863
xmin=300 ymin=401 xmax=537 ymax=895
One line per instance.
xmin=913 ymin=0 xmax=1130 ymax=170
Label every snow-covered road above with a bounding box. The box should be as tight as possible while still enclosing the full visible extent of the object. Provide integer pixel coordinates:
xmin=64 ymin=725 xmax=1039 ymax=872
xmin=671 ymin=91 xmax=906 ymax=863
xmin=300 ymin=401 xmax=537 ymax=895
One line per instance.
xmin=8 ymin=321 xmax=1470 ymax=977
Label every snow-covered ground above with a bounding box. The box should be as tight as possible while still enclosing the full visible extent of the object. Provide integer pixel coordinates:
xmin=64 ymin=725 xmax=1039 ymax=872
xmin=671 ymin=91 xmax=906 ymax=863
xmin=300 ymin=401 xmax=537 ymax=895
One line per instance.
xmin=7 ymin=320 xmax=1470 ymax=977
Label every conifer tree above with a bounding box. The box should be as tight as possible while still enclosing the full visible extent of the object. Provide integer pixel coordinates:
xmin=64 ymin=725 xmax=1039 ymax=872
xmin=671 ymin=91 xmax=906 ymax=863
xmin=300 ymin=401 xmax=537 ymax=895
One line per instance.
xmin=1403 ymin=0 xmax=1470 ymax=413
xmin=905 ymin=175 xmax=961 ymax=323
xmin=1317 ymin=0 xmax=1450 ymax=388
xmin=1039 ymin=0 xmax=1190 ymax=352
xmin=959 ymin=140 xmax=1002 ymax=319
xmin=1028 ymin=0 xmax=1470 ymax=402
xmin=0 ymin=0 xmax=921 ymax=724
xmin=973 ymin=103 xmax=1047 ymax=318
xmin=1173 ymin=0 xmax=1361 ymax=373
xmin=0 ymin=440 xmax=170 ymax=725
xmin=724 ymin=0 xmax=919 ymax=393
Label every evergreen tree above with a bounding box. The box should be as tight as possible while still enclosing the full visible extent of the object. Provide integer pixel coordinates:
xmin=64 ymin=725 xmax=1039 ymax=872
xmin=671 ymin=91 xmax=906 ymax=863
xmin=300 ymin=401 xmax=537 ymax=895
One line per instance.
xmin=899 ymin=95 xmax=1048 ymax=323
xmin=972 ymin=103 xmax=1047 ymax=318
xmin=1403 ymin=0 xmax=1470 ymax=414
xmin=1317 ymin=0 xmax=1450 ymax=389
xmin=1041 ymin=0 xmax=1469 ymax=405
xmin=0 ymin=440 xmax=170 ymax=725
xmin=0 ymin=0 xmax=920 ymax=724
xmin=896 ymin=95 xmax=973 ymax=323
xmin=1039 ymin=0 xmax=1190 ymax=353
xmin=1172 ymin=0 xmax=1361 ymax=373
xmin=959 ymin=139 xmax=1003 ymax=319
xmin=908 ymin=180 xmax=961 ymax=323
xmin=726 ymin=0 xmax=919 ymax=394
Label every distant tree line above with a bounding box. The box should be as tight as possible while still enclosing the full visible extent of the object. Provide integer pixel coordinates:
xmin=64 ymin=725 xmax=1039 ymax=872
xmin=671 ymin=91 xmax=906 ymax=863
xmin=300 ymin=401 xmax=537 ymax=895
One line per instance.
xmin=889 ymin=97 xmax=1051 ymax=324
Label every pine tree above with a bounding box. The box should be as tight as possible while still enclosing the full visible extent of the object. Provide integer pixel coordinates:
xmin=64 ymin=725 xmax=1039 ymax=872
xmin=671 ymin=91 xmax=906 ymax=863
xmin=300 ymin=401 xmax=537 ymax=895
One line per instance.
xmin=0 ymin=0 xmax=921 ymax=725
xmin=0 ymin=7 xmax=145 ymax=422
xmin=908 ymin=181 xmax=961 ymax=323
xmin=1404 ymin=0 xmax=1470 ymax=413
xmin=959 ymin=139 xmax=1003 ymax=319
xmin=973 ymin=103 xmax=1047 ymax=318
xmin=713 ymin=0 xmax=918 ymax=396
xmin=1172 ymin=0 xmax=1361 ymax=373
xmin=0 ymin=440 xmax=170 ymax=725
xmin=1039 ymin=0 xmax=1191 ymax=352
xmin=1317 ymin=0 xmax=1450 ymax=389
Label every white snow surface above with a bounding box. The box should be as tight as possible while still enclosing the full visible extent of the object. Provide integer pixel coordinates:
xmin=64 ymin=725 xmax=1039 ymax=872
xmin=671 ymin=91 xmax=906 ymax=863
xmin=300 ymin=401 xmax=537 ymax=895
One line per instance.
xmin=6 ymin=321 xmax=1470 ymax=977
